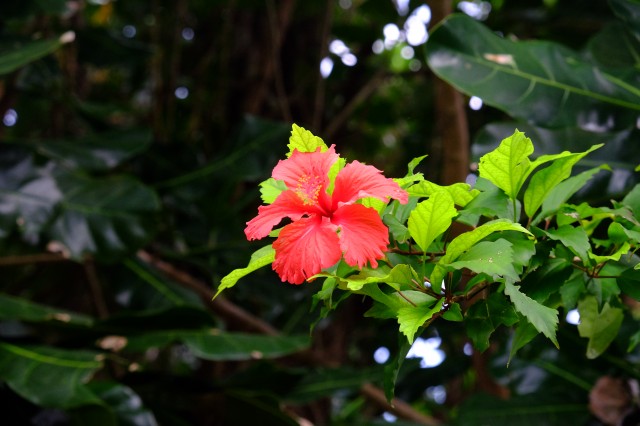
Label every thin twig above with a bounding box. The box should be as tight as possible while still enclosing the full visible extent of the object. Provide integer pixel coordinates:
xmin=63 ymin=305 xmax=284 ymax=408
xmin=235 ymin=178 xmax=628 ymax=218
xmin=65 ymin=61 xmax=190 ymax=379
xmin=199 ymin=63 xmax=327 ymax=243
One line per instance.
xmin=0 ymin=253 xmax=68 ymax=266
xmin=360 ymin=383 xmax=441 ymax=426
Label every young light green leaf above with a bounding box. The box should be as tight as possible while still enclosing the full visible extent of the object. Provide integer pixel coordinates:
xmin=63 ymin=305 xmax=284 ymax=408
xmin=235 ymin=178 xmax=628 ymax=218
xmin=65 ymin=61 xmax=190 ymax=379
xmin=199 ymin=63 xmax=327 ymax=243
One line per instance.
xmin=430 ymin=219 xmax=533 ymax=287
xmin=478 ymin=130 xmax=534 ymax=200
xmin=449 ymin=239 xmax=520 ymax=282
xmin=397 ymin=299 xmax=443 ymax=343
xmin=577 ymin=295 xmax=623 ymax=359
xmin=524 ymin=144 xmax=603 ymax=218
xmin=287 ymin=124 xmax=328 ymax=156
xmin=408 ymin=190 xmax=457 ymax=252
xmin=320 ymin=264 xmax=419 ymax=291
xmin=408 ymin=181 xmax=479 ymax=207
xmin=543 ymin=225 xmax=590 ymax=263
xmin=504 ymin=280 xmax=559 ymax=347
xmin=259 ymin=178 xmax=287 ymax=204
xmin=407 ymin=155 xmax=428 ymax=175
xmin=588 ymin=242 xmax=631 ymax=264
xmin=536 ymin=166 xmax=610 ymax=223
xmin=215 ymin=245 xmax=275 ymax=298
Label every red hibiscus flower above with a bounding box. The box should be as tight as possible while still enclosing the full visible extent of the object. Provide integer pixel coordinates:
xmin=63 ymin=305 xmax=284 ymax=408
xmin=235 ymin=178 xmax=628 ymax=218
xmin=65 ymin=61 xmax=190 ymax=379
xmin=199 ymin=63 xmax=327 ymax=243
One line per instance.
xmin=245 ymin=145 xmax=409 ymax=284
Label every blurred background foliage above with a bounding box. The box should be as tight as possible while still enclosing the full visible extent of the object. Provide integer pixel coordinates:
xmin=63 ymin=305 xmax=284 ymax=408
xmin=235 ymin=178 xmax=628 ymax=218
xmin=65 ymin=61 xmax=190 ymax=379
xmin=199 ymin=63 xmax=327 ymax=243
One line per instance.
xmin=0 ymin=0 xmax=639 ymax=425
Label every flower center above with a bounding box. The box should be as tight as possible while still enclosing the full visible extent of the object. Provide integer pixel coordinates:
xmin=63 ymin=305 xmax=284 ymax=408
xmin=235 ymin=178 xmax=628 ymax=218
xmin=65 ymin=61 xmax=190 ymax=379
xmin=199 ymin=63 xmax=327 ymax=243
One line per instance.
xmin=295 ymin=174 xmax=324 ymax=206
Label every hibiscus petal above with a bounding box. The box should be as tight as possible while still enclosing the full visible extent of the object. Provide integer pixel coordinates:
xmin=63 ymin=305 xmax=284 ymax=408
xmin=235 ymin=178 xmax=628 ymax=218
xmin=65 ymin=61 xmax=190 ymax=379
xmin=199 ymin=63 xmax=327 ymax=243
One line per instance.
xmin=245 ymin=190 xmax=319 ymax=240
xmin=332 ymin=204 xmax=389 ymax=269
xmin=272 ymin=146 xmax=338 ymax=207
xmin=332 ymin=161 xmax=409 ymax=208
xmin=272 ymin=216 xmax=341 ymax=284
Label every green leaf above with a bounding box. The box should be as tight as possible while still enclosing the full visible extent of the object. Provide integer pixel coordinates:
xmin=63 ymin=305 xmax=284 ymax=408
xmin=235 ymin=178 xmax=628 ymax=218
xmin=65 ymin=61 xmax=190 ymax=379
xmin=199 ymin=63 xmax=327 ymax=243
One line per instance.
xmin=89 ymin=382 xmax=158 ymax=426
xmin=449 ymin=239 xmax=520 ymax=282
xmin=622 ymin=183 xmax=640 ymax=216
xmin=442 ymin=302 xmax=463 ymax=321
xmin=0 ymin=149 xmax=61 ymax=237
xmin=407 ymin=190 xmax=457 ymax=252
xmin=408 ymin=180 xmax=479 ymax=207
xmin=577 ymin=295 xmax=624 ymax=359
xmin=543 ymin=225 xmax=591 ymax=263
xmin=215 ymin=245 xmax=275 ymax=298
xmin=124 ymin=329 xmax=309 ymax=361
xmin=426 ymin=14 xmax=640 ymax=128
xmin=465 ymin=291 xmax=519 ymax=352
xmin=560 ymin=271 xmax=587 ymax=310
xmin=430 ymin=219 xmax=533 ymax=287
xmin=478 ymin=130 xmax=534 ymax=200
xmin=0 ymin=293 xmax=93 ymax=326
xmin=509 ymin=320 xmax=539 ymax=364
xmin=588 ymin=242 xmax=631 ymax=264
xmin=397 ymin=299 xmax=443 ymax=343
xmin=610 ymin=0 xmax=640 ymax=39
xmin=523 ymin=144 xmax=602 ymax=218
xmin=287 ymin=124 xmax=328 ymax=156
xmin=538 ymin=166 xmax=610 ymax=222
xmin=456 ymin=393 xmax=589 ymax=426
xmin=50 ymin=173 xmax=160 ymax=261
xmin=259 ymin=178 xmax=287 ymax=204
xmin=0 ymin=33 xmax=74 ymax=76
xmin=383 ymin=335 xmax=412 ymax=402
xmin=617 ymin=268 xmax=640 ymax=301
xmin=32 ymin=130 xmax=152 ymax=171
xmin=407 ymin=155 xmax=428 ymax=175
xmin=317 ymin=264 xmax=420 ymax=292
xmin=504 ymin=280 xmax=559 ymax=347
xmin=0 ymin=342 xmax=103 ymax=409
xmin=383 ymin=214 xmax=411 ymax=242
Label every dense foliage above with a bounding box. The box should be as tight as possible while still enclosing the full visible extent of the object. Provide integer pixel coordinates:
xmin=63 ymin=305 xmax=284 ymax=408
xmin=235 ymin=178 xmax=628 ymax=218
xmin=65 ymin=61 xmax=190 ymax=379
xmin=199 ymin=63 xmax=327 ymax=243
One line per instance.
xmin=1 ymin=0 xmax=640 ymax=425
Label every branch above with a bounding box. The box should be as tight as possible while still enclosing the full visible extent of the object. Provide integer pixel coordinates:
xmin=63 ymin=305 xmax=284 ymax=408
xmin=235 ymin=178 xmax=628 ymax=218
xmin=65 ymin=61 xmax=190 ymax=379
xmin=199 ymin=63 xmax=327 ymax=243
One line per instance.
xmin=136 ymin=250 xmax=279 ymax=335
xmin=360 ymin=383 xmax=442 ymax=426
xmin=136 ymin=250 xmax=440 ymax=425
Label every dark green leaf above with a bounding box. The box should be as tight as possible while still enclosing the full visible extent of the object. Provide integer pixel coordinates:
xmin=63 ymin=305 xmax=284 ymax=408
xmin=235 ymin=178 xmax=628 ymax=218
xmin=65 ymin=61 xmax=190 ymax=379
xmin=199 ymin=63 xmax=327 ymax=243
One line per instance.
xmin=89 ymin=382 xmax=158 ymax=426
xmin=124 ymin=329 xmax=309 ymax=361
xmin=33 ymin=130 xmax=152 ymax=171
xmin=426 ymin=14 xmax=640 ymax=129
xmin=50 ymin=173 xmax=160 ymax=261
xmin=449 ymin=239 xmax=520 ymax=282
xmin=0 ymin=148 xmax=60 ymax=237
xmin=0 ymin=34 xmax=72 ymax=75
xmin=504 ymin=281 xmax=559 ymax=347
xmin=0 ymin=293 xmax=93 ymax=326
xmin=465 ymin=291 xmax=519 ymax=352
xmin=618 ymin=268 xmax=640 ymax=301
xmin=543 ymin=225 xmax=591 ymax=263
xmin=0 ymin=342 xmax=103 ymax=409
xmin=456 ymin=393 xmax=589 ymax=426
